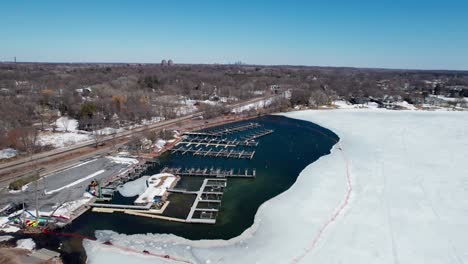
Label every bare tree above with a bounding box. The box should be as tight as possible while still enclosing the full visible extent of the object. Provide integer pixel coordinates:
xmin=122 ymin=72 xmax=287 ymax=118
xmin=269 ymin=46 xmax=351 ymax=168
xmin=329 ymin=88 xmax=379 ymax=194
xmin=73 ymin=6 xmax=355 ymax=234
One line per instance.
xmin=60 ymin=116 xmax=71 ymax=132
xmin=16 ymin=127 xmax=39 ymax=156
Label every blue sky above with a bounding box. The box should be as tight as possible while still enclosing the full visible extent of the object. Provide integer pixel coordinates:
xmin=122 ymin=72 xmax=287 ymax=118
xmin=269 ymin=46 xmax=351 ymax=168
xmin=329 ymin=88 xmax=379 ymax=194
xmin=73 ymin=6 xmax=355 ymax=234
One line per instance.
xmin=1 ymin=0 xmax=467 ymax=70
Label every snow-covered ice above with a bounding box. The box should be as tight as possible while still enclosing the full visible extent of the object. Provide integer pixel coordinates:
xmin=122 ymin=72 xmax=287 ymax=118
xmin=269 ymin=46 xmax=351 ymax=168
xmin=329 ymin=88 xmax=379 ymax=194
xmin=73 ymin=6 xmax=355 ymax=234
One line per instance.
xmin=0 ymin=148 xmax=17 ymax=160
xmin=84 ymin=109 xmax=468 ymax=264
xmin=118 ymin=176 xmax=150 ymax=197
xmin=16 ymin=238 xmax=35 ymax=250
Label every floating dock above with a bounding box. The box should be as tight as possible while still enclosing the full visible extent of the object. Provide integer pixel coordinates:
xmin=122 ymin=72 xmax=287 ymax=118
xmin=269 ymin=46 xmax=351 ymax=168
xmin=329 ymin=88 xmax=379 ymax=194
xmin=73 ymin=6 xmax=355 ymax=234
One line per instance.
xmin=177 ymin=137 xmax=258 ymax=148
xmin=183 ymin=122 xmax=262 ymax=137
xmin=161 ymin=167 xmax=256 ymax=178
xmin=242 ymin=129 xmax=274 ymax=141
xmin=171 ymin=146 xmax=255 ymax=159
xmin=185 ymin=179 xmax=226 ymax=224
xmin=205 ymin=122 xmax=262 ymax=136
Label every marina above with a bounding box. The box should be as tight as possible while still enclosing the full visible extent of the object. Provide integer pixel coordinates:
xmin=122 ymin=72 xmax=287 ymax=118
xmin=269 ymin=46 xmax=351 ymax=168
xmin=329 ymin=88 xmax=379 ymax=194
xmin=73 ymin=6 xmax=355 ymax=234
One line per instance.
xmin=86 ymin=121 xmax=274 ymax=225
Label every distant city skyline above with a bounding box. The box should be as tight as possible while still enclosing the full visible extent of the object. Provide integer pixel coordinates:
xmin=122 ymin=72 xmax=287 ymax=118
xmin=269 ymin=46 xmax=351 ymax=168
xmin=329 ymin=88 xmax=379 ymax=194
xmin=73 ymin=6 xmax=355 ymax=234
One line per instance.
xmin=1 ymin=0 xmax=467 ymax=70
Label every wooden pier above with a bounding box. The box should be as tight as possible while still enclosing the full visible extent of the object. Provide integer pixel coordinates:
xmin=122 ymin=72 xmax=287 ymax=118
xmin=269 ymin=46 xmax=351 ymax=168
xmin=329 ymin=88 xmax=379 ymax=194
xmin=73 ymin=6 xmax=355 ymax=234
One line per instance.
xmin=161 ymin=167 xmax=256 ymax=178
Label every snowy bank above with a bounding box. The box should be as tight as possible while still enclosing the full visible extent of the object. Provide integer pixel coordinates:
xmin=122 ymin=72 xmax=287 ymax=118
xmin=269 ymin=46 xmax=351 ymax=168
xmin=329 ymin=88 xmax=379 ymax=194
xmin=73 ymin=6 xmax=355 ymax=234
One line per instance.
xmin=0 ymin=148 xmax=17 ymax=160
xmin=85 ymin=110 xmax=468 ymax=264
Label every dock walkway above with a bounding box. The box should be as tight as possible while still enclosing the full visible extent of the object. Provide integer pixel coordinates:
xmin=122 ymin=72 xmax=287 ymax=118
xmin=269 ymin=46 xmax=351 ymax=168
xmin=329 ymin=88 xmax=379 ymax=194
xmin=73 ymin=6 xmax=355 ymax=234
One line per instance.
xmin=242 ymin=129 xmax=274 ymax=141
xmin=185 ymin=179 xmax=226 ymax=224
xmin=161 ymin=167 xmax=256 ymax=178
xmin=171 ymin=146 xmax=255 ymax=159
xmin=177 ymin=137 xmax=258 ymax=148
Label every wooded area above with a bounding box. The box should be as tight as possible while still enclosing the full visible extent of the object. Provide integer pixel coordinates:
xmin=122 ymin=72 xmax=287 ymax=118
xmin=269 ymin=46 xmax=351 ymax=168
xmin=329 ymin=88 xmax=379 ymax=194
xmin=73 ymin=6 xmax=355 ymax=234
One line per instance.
xmin=1 ymin=62 xmax=467 ymax=152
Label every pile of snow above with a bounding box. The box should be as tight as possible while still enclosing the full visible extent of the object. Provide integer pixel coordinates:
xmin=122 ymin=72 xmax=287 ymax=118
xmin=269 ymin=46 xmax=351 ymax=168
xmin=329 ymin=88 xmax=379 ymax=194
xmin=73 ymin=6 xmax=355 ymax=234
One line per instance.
xmin=154 ymin=139 xmax=166 ymax=149
xmin=0 ymin=235 xmax=13 ymax=242
xmin=54 ymin=116 xmax=78 ymax=132
xmin=45 ymin=170 xmax=105 ymax=195
xmin=0 ymin=148 xmax=17 ymax=160
xmin=38 ymin=132 xmax=91 ymax=148
xmin=118 ymin=176 xmax=150 ymax=197
xmin=85 ymin=109 xmax=468 ymax=264
xmin=16 ymin=238 xmax=35 ymax=250
xmin=106 ymin=156 xmax=139 ymax=165
xmin=8 ymin=184 xmax=28 ymax=194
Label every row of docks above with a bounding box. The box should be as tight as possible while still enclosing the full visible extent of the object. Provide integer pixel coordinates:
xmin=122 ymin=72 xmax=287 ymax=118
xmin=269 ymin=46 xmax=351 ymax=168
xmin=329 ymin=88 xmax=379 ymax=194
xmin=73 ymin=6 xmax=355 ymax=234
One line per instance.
xmin=241 ymin=129 xmax=275 ymax=141
xmin=183 ymin=178 xmax=227 ymax=224
xmin=183 ymin=122 xmax=262 ymax=137
xmin=177 ymin=137 xmax=259 ymax=148
xmin=204 ymin=122 xmax=262 ymax=136
xmin=161 ymin=167 xmax=256 ymax=178
xmin=171 ymin=146 xmax=255 ymax=160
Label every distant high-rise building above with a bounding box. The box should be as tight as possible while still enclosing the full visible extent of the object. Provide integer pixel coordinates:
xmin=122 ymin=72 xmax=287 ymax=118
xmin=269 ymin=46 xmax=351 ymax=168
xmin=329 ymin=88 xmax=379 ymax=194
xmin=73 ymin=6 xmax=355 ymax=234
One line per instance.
xmin=161 ymin=59 xmax=168 ymax=66
xmin=168 ymin=59 xmax=174 ymax=66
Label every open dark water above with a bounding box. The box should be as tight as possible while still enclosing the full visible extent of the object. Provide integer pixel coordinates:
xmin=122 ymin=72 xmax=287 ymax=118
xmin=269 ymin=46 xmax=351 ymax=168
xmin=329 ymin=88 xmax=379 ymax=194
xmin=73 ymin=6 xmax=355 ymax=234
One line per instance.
xmin=39 ymin=115 xmax=338 ymax=263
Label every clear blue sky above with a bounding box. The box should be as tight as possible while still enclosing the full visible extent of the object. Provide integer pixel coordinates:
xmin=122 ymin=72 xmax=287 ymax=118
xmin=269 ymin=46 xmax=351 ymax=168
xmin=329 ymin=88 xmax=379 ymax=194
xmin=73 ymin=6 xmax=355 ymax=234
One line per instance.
xmin=1 ymin=0 xmax=467 ymax=70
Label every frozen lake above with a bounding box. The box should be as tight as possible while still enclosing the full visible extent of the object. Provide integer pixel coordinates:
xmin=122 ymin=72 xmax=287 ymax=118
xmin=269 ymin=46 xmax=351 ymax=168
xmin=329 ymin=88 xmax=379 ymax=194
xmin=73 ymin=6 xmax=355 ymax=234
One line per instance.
xmin=84 ymin=110 xmax=468 ymax=264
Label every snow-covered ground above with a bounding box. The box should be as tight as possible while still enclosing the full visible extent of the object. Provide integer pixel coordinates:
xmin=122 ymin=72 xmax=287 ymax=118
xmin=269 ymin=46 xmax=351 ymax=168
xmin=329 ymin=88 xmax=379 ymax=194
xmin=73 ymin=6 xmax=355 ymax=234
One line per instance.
xmin=38 ymin=131 xmax=92 ymax=148
xmin=16 ymin=238 xmax=35 ymax=250
xmin=85 ymin=109 xmax=468 ymax=264
xmin=0 ymin=148 xmax=17 ymax=160
xmin=0 ymin=235 xmax=13 ymax=242
xmin=231 ymin=98 xmax=274 ymax=113
xmin=54 ymin=116 xmax=79 ymax=132
xmin=332 ymin=99 xmax=466 ymax=111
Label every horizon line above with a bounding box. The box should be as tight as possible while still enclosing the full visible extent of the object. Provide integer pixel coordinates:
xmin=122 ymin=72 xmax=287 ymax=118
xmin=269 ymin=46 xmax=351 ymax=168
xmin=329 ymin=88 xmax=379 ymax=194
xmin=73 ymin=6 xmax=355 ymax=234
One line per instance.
xmin=1 ymin=60 xmax=467 ymax=73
